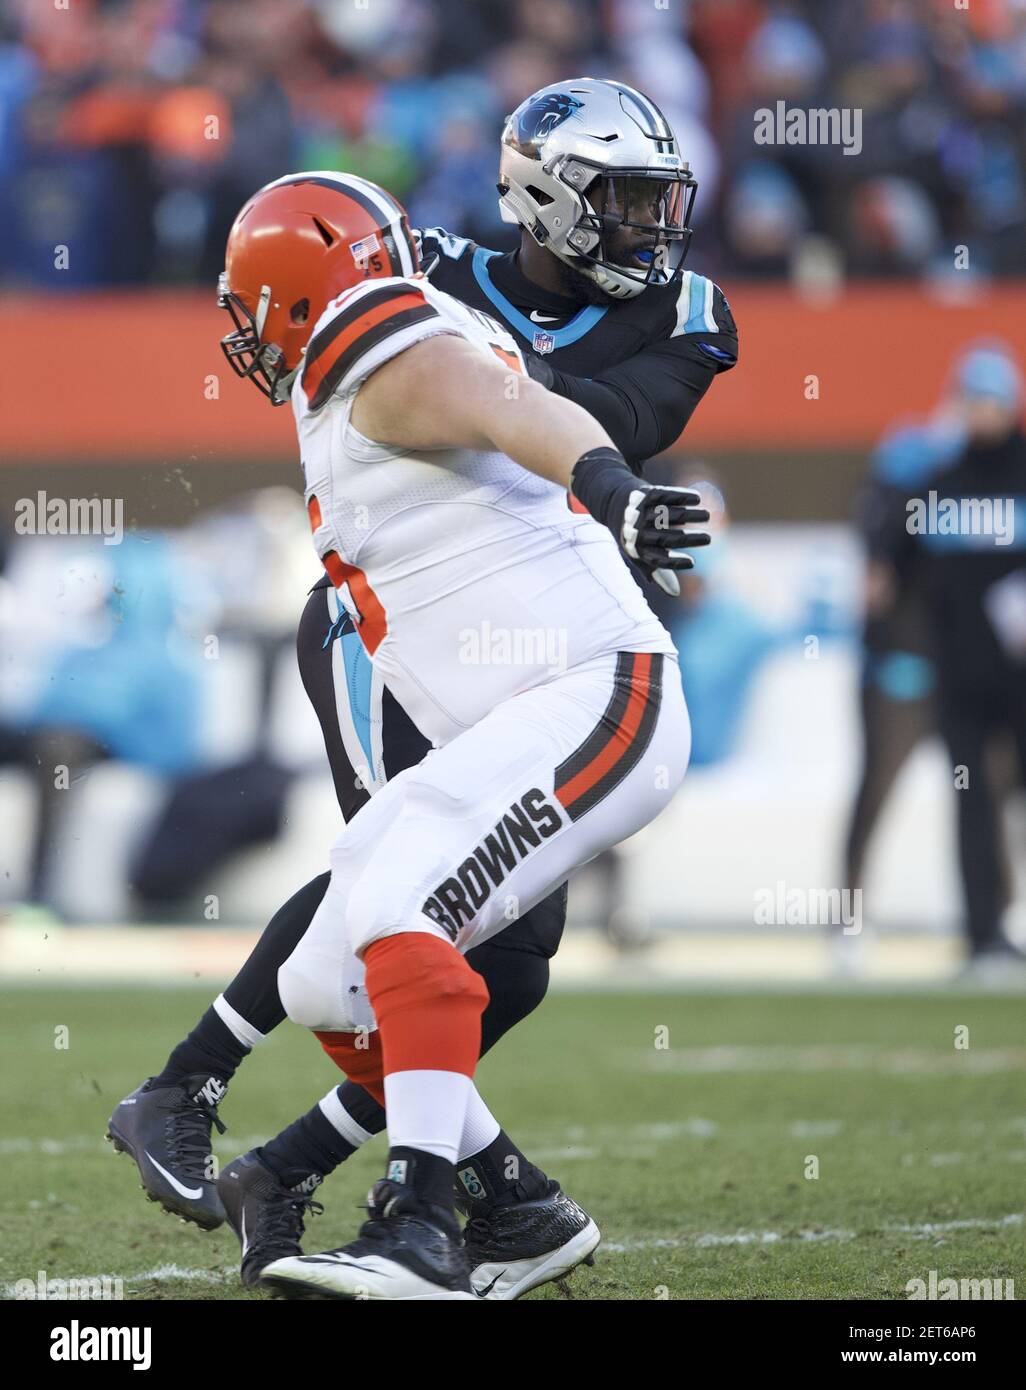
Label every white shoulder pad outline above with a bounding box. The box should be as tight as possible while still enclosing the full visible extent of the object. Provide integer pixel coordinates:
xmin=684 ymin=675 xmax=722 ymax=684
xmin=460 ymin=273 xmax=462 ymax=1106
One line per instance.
xmin=299 ymin=277 xmax=446 ymax=412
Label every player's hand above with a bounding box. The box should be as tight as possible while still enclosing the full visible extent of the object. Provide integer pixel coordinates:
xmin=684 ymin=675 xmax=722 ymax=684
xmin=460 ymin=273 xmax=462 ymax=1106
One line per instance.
xmin=570 ymin=447 xmax=710 ymax=595
xmin=622 ymin=483 xmax=711 ymax=594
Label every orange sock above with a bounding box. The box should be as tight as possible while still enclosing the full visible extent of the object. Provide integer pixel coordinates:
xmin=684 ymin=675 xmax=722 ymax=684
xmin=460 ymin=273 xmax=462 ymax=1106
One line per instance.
xmin=314 ymin=1029 xmax=386 ymax=1105
xmin=363 ymin=933 xmax=489 ymax=1078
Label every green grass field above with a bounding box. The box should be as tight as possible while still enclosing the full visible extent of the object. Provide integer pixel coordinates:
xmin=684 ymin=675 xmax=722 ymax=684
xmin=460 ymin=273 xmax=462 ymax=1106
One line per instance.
xmin=2 ymin=986 xmax=1023 ymax=1300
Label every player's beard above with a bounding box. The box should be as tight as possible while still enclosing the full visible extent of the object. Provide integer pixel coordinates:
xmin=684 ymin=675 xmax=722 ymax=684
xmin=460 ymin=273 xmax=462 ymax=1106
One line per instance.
xmin=553 ymin=255 xmax=616 ymax=306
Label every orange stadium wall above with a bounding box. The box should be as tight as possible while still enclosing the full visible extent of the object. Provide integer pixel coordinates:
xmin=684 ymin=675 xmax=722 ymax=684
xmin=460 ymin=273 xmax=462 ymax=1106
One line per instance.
xmin=2 ymin=282 xmax=1023 ymax=473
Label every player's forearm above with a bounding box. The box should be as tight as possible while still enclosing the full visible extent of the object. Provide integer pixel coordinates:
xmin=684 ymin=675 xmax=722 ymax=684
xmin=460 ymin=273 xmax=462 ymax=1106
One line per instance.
xmin=529 ymin=341 xmax=725 ymax=463
xmin=528 ymin=362 xmax=651 ymax=463
xmin=550 ymin=369 xmax=708 ymax=460
xmin=480 ymin=376 xmax=613 ymax=490
xmin=352 ymin=335 xmax=609 ymax=480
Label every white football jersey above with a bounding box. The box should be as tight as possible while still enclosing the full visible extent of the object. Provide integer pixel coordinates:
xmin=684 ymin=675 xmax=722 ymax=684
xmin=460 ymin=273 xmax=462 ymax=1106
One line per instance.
xmin=293 ymin=273 xmax=674 ymax=746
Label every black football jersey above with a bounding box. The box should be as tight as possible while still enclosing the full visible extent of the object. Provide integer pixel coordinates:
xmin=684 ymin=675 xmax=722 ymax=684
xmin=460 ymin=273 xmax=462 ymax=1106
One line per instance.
xmin=417 ymin=227 xmax=738 ymax=468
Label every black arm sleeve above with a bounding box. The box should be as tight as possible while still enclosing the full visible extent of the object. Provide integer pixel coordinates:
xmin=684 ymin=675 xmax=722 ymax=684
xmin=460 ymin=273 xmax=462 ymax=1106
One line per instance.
xmin=540 ymin=330 xmax=737 ymax=466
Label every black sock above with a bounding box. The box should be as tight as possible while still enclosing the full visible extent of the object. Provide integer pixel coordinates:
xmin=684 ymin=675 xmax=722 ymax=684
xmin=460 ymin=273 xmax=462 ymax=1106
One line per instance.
xmin=151 ymin=1006 xmax=249 ymax=1090
xmin=258 ymin=1083 xmax=383 ymax=1188
xmin=386 ymin=1146 xmax=459 ymax=1235
xmin=258 ymin=1100 xmax=358 ymax=1189
xmin=336 ymin=1079 xmax=387 ymax=1135
xmin=455 ymin=1129 xmax=548 ymax=1211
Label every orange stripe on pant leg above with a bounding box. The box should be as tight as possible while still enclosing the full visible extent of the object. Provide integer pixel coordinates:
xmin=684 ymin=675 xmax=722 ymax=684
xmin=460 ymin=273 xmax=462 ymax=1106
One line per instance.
xmin=555 ymin=653 xmax=653 ymax=810
xmin=364 ymin=934 xmax=489 ymax=1077
xmin=314 ymin=1029 xmax=385 ymax=1106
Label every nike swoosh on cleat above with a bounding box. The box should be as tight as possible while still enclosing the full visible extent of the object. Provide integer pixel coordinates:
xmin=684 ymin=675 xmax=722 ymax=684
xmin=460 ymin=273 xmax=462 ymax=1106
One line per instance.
xmin=473 ymin=1272 xmax=506 ymax=1298
xmin=298 ymin=1257 xmax=394 ymax=1276
xmin=144 ymin=1151 xmax=204 ymax=1200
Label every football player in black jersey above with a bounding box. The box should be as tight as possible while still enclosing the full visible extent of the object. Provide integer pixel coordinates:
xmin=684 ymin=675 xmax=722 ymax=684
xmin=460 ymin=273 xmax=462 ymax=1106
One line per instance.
xmin=107 ymin=78 xmax=737 ymax=1299
xmin=422 ymin=81 xmax=736 ymax=467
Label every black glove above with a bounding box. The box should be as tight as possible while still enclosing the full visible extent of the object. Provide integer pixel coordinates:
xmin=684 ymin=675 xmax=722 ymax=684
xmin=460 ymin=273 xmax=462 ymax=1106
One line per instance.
xmin=570 ymin=446 xmax=711 ymax=596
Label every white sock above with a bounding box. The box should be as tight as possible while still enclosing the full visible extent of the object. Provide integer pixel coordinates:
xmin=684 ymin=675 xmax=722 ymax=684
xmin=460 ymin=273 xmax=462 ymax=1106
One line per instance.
xmin=384 ymin=1070 xmax=471 ymax=1164
xmin=458 ymin=1085 xmax=501 ymax=1161
xmin=318 ymin=1087 xmax=376 ymax=1150
xmin=319 ymin=1079 xmax=500 ymax=1162
xmin=212 ymin=993 xmax=266 ymax=1050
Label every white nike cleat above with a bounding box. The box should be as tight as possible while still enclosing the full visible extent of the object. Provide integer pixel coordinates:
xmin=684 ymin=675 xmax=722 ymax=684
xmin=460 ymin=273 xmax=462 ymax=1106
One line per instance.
xmin=464 ymin=1184 xmax=601 ymax=1300
xmin=261 ymin=1249 xmax=476 ymax=1300
xmin=261 ymin=1179 xmax=475 ymax=1300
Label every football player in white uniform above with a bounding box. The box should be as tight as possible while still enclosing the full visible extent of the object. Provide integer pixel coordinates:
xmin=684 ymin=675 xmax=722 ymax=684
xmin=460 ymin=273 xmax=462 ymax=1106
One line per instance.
xmin=109 ymin=79 xmax=736 ymax=1301
xmin=212 ymin=170 xmax=707 ymax=1299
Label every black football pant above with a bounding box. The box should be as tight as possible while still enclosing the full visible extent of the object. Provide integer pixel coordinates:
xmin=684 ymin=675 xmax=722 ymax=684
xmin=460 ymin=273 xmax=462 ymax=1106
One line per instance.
xmin=936 ymin=679 xmax=1026 ymax=955
xmin=844 ymin=676 xmax=932 ymax=889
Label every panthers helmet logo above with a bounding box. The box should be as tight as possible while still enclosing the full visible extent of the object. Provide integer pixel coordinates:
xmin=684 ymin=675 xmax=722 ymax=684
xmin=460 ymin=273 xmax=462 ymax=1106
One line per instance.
xmin=509 ymin=92 xmax=584 ymax=156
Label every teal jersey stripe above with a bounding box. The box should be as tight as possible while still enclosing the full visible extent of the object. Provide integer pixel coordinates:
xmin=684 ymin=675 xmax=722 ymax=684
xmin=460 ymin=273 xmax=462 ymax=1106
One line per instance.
xmin=471 ymin=247 xmax=608 ymax=346
xmin=338 ymin=624 xmax=375 ymax=771
xmin=683 ymin=272 xmax=712 ymax=335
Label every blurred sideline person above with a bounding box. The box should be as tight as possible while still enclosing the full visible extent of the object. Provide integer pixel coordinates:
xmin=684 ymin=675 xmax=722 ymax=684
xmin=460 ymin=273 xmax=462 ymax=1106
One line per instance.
xmin=836 ymin=409 xmax=961 ymax=973
xmin=130 ymin=490 xmax=317 ymax=913
xmin=0 ymin=536 xmax=203 ymax=916
xmin=106 ymin=80 xmax=738 ymax=1299
xmin=846 ymin=426 xmax=955 ymax=895
xmin=862 ymin=342 xmax=1026 ymax=975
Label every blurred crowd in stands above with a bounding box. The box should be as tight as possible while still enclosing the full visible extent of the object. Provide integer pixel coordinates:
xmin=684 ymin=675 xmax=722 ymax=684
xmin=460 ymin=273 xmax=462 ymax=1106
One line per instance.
xmin=2 ymin=0 xmax=1025 ymax=289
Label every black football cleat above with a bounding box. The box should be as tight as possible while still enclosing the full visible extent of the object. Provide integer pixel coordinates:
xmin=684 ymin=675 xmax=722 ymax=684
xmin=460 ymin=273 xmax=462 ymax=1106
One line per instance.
xmin=105 ymin=1074 xmax=228 ymax=1230
xmin=260 ymin=1178 xmax=475 ymax=1300
xmin=464 ymin=1181 xmax=600 ymax=1299
xmin=217 ymin=1151 xmax=323 ymax=1290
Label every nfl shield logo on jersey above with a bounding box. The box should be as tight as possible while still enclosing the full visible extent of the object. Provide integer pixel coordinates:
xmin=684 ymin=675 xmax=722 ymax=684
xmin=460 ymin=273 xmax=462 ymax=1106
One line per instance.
xmin=532 ymin=329 xmax=556 ymax=354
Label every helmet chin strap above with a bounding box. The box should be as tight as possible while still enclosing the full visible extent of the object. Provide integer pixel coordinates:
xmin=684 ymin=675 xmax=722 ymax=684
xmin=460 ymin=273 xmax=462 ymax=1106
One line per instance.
xmin=254 ymin=284 xmax=272 ymax=338
xmin=271 ymin=363 xmax=300 ymax=406
xmin=586 ymin=265 xmax=646 ymax=300
xmin=564 ymin=249 xmax=653 ymax=301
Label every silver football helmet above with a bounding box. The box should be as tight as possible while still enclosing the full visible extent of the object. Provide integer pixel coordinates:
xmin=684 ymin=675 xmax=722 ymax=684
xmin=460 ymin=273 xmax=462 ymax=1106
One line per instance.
xmin=498 ymin=77 xmax=697 ymax=300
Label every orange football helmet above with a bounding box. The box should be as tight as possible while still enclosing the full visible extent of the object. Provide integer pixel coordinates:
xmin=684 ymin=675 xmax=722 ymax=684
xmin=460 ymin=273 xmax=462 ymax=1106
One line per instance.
xmin=218 ymin=171 xmax=420 ymax=404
